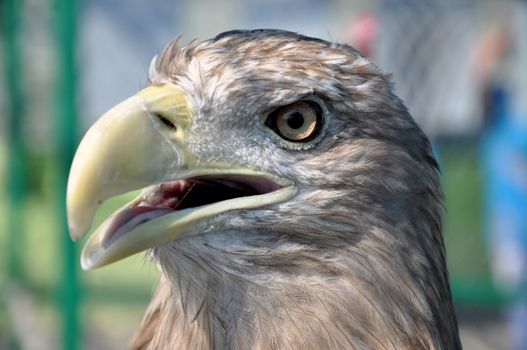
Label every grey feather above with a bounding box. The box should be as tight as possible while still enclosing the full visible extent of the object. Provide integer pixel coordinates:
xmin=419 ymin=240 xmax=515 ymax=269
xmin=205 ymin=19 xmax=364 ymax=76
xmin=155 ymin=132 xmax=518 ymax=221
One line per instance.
xmin=132 ymin=29 xmax=461 ymax=350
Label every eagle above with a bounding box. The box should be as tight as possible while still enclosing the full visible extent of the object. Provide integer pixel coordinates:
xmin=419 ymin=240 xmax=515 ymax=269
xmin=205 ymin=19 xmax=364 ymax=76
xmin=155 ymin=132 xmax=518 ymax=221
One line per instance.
xmin=67 ymin=29 xmax=461 ymax=349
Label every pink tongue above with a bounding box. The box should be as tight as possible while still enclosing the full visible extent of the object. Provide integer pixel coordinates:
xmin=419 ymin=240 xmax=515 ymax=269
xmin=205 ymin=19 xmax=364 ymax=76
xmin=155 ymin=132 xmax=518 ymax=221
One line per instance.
xmin=102 ymin=206 xmax=174 ymax=247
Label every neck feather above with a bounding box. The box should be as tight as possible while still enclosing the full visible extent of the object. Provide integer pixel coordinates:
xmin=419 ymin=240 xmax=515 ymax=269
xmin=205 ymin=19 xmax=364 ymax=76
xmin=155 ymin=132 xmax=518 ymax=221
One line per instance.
xmin=130 ymin=233 xmax=460 ymax=350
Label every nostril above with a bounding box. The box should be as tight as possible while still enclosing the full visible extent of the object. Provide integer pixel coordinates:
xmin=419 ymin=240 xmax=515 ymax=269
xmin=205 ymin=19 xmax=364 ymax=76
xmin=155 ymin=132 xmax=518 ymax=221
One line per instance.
xmin=156 ymin=114 xmax=177 ymax=130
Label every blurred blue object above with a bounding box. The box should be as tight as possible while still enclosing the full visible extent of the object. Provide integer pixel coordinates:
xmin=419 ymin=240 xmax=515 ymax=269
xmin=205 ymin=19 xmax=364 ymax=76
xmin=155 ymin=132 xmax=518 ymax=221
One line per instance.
xmin=481 ymin=86 xmax=527 ymax=350
xmin=482 ymin=88 xmax=527 ymax=251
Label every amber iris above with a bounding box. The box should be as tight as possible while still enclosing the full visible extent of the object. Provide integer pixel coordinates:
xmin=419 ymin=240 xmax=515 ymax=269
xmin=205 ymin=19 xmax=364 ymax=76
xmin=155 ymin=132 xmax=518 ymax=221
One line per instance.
xmin=268 ymin=101 xmax=322 ymax=142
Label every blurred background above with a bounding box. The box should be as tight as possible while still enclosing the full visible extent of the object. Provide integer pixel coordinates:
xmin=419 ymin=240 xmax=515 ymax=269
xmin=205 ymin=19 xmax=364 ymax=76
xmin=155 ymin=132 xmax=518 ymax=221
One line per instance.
xmin=1 ymin=0 xmax=526 ymax=349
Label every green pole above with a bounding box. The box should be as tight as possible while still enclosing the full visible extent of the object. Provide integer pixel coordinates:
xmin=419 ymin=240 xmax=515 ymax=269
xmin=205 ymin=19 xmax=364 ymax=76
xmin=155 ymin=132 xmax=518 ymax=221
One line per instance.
xmin=3 ymin=0 xmax=26 ymax=348
xmin=3 ymin=0 xmax=26 ymax=284
xmin=54 ymin=0 xmax=81 ymax=349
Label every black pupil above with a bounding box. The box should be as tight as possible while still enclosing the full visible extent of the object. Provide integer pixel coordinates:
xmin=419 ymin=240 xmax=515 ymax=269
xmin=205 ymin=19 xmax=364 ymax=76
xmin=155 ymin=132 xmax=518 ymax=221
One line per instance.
xmin=286 ymin=112 xmax=305 ymax=129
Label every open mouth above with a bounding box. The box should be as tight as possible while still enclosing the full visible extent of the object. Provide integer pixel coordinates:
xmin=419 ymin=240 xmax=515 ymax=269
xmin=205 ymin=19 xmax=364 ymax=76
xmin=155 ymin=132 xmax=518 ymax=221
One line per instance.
xmin=100 ymin=175 xmax=287 ymax=248
xmin=78 ymin=170 xmax=296 ymax=270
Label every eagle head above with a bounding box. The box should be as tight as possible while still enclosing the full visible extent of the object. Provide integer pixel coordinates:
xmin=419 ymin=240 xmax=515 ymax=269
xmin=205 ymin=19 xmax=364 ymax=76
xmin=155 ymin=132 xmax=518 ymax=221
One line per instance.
xmin=67 ymin=29 xmax=460 ymax=349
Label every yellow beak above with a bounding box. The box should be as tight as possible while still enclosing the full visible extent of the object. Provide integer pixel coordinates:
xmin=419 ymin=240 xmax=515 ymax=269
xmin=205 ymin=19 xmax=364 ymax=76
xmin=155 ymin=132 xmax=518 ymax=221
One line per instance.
xmin=67 ymin=84 xmax=296 ymax=270
xmin=67 ymin=85 xmax=193 ymax=241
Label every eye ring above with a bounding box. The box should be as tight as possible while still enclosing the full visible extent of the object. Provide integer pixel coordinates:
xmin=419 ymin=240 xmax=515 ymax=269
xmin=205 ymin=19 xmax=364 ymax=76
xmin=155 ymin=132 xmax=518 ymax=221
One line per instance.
xmin=265 ymin=100 xmax=323 ymax=143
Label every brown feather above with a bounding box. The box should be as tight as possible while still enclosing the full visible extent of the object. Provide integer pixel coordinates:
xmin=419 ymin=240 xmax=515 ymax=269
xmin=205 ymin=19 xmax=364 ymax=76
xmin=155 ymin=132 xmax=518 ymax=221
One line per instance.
xmin=129 ymin=278 xmax=170 ymax=350
xmin=129 ymin=29 xmax=461 ymax=349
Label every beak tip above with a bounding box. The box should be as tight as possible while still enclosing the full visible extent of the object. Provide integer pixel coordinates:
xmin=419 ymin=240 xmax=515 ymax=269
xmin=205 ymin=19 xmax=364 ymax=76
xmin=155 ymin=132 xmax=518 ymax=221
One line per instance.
xmin=80 ymin=245 xmax=105 ymax=271
xmin=69 ymin=228 xmax=82 ymax=242
xmin=67 ymin=218 xmax=88 ymax=242
xmin=66 ymin=200 xmax=93 ymax=241
xmin=80 ymin=259 xmax=92 ymax=271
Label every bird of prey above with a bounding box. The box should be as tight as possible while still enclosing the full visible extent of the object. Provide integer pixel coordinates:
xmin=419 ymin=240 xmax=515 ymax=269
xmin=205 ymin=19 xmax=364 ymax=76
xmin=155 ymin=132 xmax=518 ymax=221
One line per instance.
xmin=67 ymin=29 xmax=461 ymax=349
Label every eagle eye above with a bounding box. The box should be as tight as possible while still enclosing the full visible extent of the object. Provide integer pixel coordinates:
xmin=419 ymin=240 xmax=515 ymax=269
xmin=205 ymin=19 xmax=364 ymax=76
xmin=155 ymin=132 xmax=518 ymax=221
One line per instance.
xmin=266 ymin=101 xmax=323 ymax=142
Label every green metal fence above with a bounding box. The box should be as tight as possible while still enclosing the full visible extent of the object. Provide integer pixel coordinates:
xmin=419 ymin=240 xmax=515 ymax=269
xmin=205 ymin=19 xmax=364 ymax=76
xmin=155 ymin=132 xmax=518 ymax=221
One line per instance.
xmin=54 ymin=0 xmax=81 ymax=349
xmin=3 ymin=0 xmax=28 ymax=347
xmin=3 ymin=0 xmax=81 ymax=348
